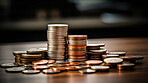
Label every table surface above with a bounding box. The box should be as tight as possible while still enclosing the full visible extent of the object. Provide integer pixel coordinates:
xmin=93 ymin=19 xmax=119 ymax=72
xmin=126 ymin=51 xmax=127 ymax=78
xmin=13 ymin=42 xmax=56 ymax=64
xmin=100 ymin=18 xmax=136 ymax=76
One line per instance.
xmin=0 ymin=37 xmax=148 ymax=83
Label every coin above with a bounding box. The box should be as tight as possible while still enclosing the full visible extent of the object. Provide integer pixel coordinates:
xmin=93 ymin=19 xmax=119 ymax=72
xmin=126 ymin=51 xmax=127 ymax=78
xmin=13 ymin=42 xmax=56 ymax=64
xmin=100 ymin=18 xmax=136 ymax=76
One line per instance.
xmin=85 ymin=60 xmax=103 ymax=65
xmin=87 ymin=44 xmax=105 ymax=50
xmin=21 ymin=54 xmax=42 ymax=58
xmin=33 ymin=65 xmax=50 ymax=70
xmin=0 ymin=63 xmax=19 ymax=68
xmin=104 ymin=58 xmax=123 ymax=64
xmin=22 ymin=70 xmax=40 ymax=74
xmin=43 ymin=69 xmax=61 ymax=74
xmin=5 ymin=67 xmax=25 ymax=72
xmin=32 ymin=60 xmax=49 ymax=65
xmin=13 ymin=51 xmax=27 ymax=55
xmin=108 ymin=52 xmax=126 ymax=56
xmin=68 ymin=59 xmax=87 ymax=62
xmin=79 ymin=69 xmax=96 ymax=74
xmin=117 ymin=63 xmax=135 ymax=70
xmin=66 ymin=66 xmax=78 ymax=71
xmin=68 ymin=35 xmax=87 ymax=40
xmin=91 ymin=66 xmax=109 ymax=71
xmin=27 ymin=48 xmax=46 ymax=53
xmin=120 ymin=56 xmax=136 ymax=63
xmin=66 ymin=62 xmax=81 ymax=66
xmin=102 ymin=54 xmax=119 ymax=59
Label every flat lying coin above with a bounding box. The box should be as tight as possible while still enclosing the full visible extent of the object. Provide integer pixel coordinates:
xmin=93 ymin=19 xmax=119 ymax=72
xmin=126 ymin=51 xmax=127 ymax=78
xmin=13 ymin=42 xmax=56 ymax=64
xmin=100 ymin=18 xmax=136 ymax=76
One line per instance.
xmin=0 ymin=63 xmax=18 ymax=68
xmin=85 ymin=60 xmax=102 ymax=65
xmin=79 ymin=69 xmax=96 ymax=74
xmin=104 ymin=58 xmax=123 ymax=64
xmin=22 ymin=70 xmax=40 ymax=74
xmin=5 ymin=67 xmax=25 ymax=72
xmin=108 ymin=52 xmax=126 ymax=56
xmin=91 ymin=66 xmax=109 ymax=71
xmin=43 ymin=69 xmax=61 ymax=74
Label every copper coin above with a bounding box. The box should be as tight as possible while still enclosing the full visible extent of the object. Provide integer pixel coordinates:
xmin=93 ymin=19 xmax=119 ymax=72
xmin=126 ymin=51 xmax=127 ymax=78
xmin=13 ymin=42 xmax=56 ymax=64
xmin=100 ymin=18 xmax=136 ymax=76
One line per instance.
xmin=85 ymin=60 xmax=102 ymax=65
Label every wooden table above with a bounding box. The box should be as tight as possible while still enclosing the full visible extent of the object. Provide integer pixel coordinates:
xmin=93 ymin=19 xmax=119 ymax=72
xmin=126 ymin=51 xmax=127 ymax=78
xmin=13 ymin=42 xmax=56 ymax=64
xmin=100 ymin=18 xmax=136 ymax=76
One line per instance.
xmin=0 ymin=37 xmax=148 ymax=83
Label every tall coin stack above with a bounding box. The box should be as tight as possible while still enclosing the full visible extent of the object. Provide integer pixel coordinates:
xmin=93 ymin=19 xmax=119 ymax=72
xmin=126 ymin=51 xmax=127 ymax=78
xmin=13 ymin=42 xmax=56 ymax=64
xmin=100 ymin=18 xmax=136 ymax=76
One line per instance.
xmin=68 ymin=35 xmax=87 ymax=62
xmin=47 ymin=24 xmax=68 ymax=63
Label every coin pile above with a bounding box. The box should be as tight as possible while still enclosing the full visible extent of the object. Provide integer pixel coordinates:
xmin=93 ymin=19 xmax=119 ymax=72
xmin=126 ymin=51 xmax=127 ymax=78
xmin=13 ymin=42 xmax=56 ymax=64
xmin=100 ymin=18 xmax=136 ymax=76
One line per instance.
xmin=13 ymin=51 xmax=27 ymax=65
xmin=47 ymin=24 xmax=68 ymax=62
xmin=68 ymin=35 xmax=87 ymax=62
xmin=86 ymin=44 xmax=107 ymax=60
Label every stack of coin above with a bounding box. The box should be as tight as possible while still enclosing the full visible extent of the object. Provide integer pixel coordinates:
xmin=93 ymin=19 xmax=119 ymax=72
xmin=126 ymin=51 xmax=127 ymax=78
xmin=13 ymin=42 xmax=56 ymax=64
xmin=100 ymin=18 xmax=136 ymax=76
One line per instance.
xmin=27 ymin=48 xmax=48 ymax=59
xmin=20 ymin=54 xmax=42 ymax=65
xmin=120 ymin=56 xmax=136 ymax=63
xmin=87 ymin=49 xmax=107 ymax=60
xmin=68 ymin=35 xmax=87 ymax=62
xmin=47 ymin=24 xmax=68 ymax=62
xmin=117 ymin=63 xmax=135 ymax=70
xmin=87 ymin=44 xmax=105 ymax=51
xmin=13 ymin=51 xmax=27 ymax=65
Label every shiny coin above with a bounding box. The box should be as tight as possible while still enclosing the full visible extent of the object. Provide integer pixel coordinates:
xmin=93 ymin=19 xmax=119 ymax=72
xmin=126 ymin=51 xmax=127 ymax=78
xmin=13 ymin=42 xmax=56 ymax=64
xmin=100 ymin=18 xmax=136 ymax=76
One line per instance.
xmin=27 ymin=48 xmax=46 ymax=53
xmin=91 ymin=66 xmax=109 ymax=71
xmin=68 ymin=35 xmax=87 ymax=40
xmin=66 ymin=62 xmax=81 ymax=66
xmin=43 ymin=69 xmax=61 ymax=74
xmin=102 ymin=54 xmax=119 ymax=59
xmin=48 ymin=63 xmax=66 ymax=67
xmin=33 ymin=65 xmax=50 ymax=70
xmin=13 ymin=51 xmax=27 ymax=55
xmin=0 ymin=63 xmax=18 ymax=68
xmin=79 ymin=69 xmax=96 ymax=74
xmin=87 ymin=44 xmax=105 ymax=50
xmin=22 ymin=70 xmax=40 ymax=74
xmin=5 ymin=67 xmax=25 ymax=72
xmin=68 ymin=55 xmax=86 ymax=59
xmin=85 ymin=60 xmax=102 ymax=65
xmin=21 ymin=54 xmax=42 ymax=58
xmin=108 ymin=52 xmax=126 ymax=56
xmin=104 ymin=58 xmax=123 ymax=64
xmin=32 ymin=60 xmax=49 ymax=65
xmin=66 ymin=66 xmax=78 ymax=71
xmin=117 ymin=63 xmax=135 ymax=70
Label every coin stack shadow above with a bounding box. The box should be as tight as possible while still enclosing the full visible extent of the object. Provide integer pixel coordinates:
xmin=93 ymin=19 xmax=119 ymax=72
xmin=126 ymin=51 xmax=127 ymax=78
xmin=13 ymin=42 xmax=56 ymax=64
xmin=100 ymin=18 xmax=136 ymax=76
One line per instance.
xmin=47 ymin=24 xmax=68 ymax=63
xmin=68 ymin=35 xmax=87 ymax=62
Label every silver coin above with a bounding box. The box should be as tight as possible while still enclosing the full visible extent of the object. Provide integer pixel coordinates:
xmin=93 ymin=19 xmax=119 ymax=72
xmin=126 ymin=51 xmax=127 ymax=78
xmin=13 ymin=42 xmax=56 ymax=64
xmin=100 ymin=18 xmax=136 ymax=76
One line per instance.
xmin=5 ymin=67 xmax=25 ymax=72
xmin=22 ymin=70 xmax=40 ymax=74
xmin=43 ymin=69 xmax=61 ymax=74
xmin=0 ymin=63 xmax=18 ymax=68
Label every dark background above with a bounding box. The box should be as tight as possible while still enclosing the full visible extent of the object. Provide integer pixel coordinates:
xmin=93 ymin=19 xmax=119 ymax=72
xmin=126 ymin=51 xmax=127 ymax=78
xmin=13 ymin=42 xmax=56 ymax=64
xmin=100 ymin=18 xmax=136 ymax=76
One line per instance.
xmin=0 ymin=0 xmax=148 ymax=43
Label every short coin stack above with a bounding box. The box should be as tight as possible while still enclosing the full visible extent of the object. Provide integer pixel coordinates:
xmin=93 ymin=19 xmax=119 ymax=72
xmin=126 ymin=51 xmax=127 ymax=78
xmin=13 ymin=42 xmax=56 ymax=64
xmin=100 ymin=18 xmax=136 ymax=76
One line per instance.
xmin=47 ymin=24 xmax=68 ymax=62
xmin=13 ymin=51 xmax=27 ymax=65
xmin=86 ymin=44 xmax=107 ymax=60
xmin=68 ymin=35 xmax=87 ymax=62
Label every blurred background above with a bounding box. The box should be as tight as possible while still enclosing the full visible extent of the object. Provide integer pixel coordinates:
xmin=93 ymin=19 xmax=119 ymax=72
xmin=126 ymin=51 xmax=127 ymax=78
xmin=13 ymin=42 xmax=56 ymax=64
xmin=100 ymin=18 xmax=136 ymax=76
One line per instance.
xmin=0 ymin=0 xmax=148 ymax=43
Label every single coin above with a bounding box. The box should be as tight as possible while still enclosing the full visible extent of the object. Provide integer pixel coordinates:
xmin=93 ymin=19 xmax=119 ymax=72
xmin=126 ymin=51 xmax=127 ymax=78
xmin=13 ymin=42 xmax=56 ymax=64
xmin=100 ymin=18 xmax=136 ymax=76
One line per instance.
xmin=68 ymin=35 xmax=87 ymax=40
xmin=21 ymin=54 xmax=42 ymax=58
xmin=48 ymin=63 xmax=66 ymax=67
xmin=32 ymin=60 xmax=49 ymax=65
xmin=13 ymin=51 xmax=27 ymax=55
xmin=66 ymin=66 xmax=78 ymax=71
xmin=91 ymin=66 xmax=109 ymax=71
xmin=0 ymin=63 xmax=18 ymax=68
xmin=27 ymin=48 xmax=46 ymax=53
xmin=52 ymin=67 xmax=66 ymax=71
xmin=117 ymin=63 xmax=135 ymax=70
xmin=108 ymin=52 xmax=126 ymax=56
xmin=79 ymin=69 xmax=96 ymax=74
xmin=66 ymin=62 xmax=81 ymax=66
xmin=75 ymin=65 xmax=91 ymax=69
xmin=87 ymin=44 xmax=105 ymax=50
xmin=22 ymin=70 xmax=40 ymax=74
xmin=104 ymin=58 xmax=123 ymax=64
xmin=43 ymin=69 xmax=61 ymax=74
xmin=135 ymin=56 xmax=144 ymax=60
xmin=5 ymin=67 xmax=25 ymax=72
xmin=102 ymin=54 xmax=119 ymax=59
xmin=85 ymin=60 xmax=102 ymax=65
xmin=33 ymin=65 xmax=50 ymax=70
